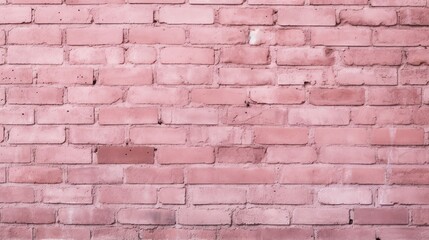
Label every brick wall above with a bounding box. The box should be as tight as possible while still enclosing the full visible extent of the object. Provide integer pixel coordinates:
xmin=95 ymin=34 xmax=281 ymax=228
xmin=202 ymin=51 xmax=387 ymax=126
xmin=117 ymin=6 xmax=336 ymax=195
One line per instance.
xmin=0 ymin=0 xmax=428 ymax=239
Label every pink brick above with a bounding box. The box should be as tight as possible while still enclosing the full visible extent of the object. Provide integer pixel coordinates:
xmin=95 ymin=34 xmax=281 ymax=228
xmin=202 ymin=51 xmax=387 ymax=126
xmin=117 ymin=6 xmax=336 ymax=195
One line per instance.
xmin=187 ymin=167 xmax=276 ymax=184
xmin=9 ymin=166 xmax=62 ymax=184
xmin=143 ymin=229 xmax=216 ymax=240
xmin=66 ymin=0 xmax=124 ymax=3
xmin=98 ymin=186 xmax=157 ymax=204
xmin=67 ymin=27 xmax=123 ymax=45
xmin=43 ymin=186 xmax=92 ymax=204
xmin=379 ymin=187 xmax=429 ymax=205
xmin=278 ymin=7 xmax=336 ymax=26
xmin=93 ymin=5 xmax=153 ymax=23
xmin=280 ymin=165 xmax=342 ymax=184
xmin=249 ymin=0 xmax=304 ymax=4
xmin=335 ymin=67 xmax=397 ymax=86
xmin=191 ymin=88 xmax=247 ymax=105
xmin=157 ymin=65 xmax=213 ymax=85
xmin=35 ymin=6 xmax=91 ymax=23
xmin=0 ymin=106 xmax=34 ymax=125
xmin=368 ymin=88 xmax=421 ymax=105
xmin=92 ymin=228 xmax=138 ymax=240
xmin=354 ymin=208 xmax=408 ymax=225
xmin=160 ymin=47 xmax=214 ymax=65
xmin=311 ymin=0 xmax=367 ymax=4
xmin=248 ymin=186 xmax=313 ymax=205
xmin=218 ymin=228 xmax=313 ymax=240
xmin=159 ymin=6 xmax=214 ymax=24
xmin=339 ymin=8 xmax=397 ymax=26
xmin=219 ymin=8 xmax=274 ymax=25
xmin=317 ymin=229 xmax=375 ymax=240
xmin=69 ymin=126 xmax=125 ymax=144
xmin=278 ymin=68 xmax=326 ymax=85
xmin=276 ymin=29 xmax=306 ymax=46
xmin=0 ymin=147 xmax=31 ymax=163
xmin=191 ymin=186 xmax=246 ymax=204
xmin=265 ymin=147 xmax=317 ymax=164
xmin=311 ymin=27 xmax=371 ymax=46
xmin=35 ymin=227 xmax=90 ymax=240
xmin=219 ymin=68 xmax=275 ymax=85
xmin=221 ymin=46 xmax=269 ymax=65
xmin=126 ymin=46 xmax=157 ymax=64
xmin=292 ymin=208 xmax=350 ymax=225
xmin=68 ymin=166 xmax=123 ymax=184
xmin=0 ymin=227 xmax=32 ymax=240
xmin=130 ymin=127 xmax=186 ymax=144
xmin=191 ymin=0 xmax=243 ymax=3
xmin=2 ymin=207 xmax=56 ymax=224
xmin=254 ymin=127 xmax=308 ymax=144
xmin=225 ymin=107 xmax=285 ymax=125
xmin=35 ymin=146 xmax=92 ymax=164
xmin=129 ymin=27 xmax=185 ymax=45
xmin=314 ymin=127 xmax=369 ymax=145
xmin=234 ymin=208 xmax=290 ymax=225
xmin=343 ymin=48 xmax=402 ymax=66
xmin=342 ymin=166 xmax=385 ymax=184
xmin=378 ymin=147 xmax=429 ymax=164
xmin=68 ymin=87 xmax=123 ymax=104
xmin=412 ymin=209 xmax=429 ymax=225
xmin=8 ymin=26 xmax=62 ymax=45
xmin=374 ymin=29 xmax=429 ymax=46
xmin=99 ymin=67 xmax=152 ymax=85
xmin=9 ymin=126 xmax=65 ymax=144
xmin=125 ymin=167 xmax=184 ymax=184
xmin=217 ymin=147 xmax=265 ymax=163
xmin=118 ymin=208 xmax=175 ymax=225
xmin=390 ymin=167 xmax=429 ymax=185
xmin=128 ymin=86 xmax=188 ymax=105
xmin=278 ymin=47 xmax=335 ymax=66
xmin=250 ymin=87 xmax=305 ymax=104
xmin=310 ymin=88 xmax=365 ymax=105
xmin=318 ymin=187 xmax=372 ymax=205
xmin=400 ymin=66 xmax=429 ymax=85
xmin=36 ymin=106 xmax=94 ymax=124
xmin=178 ymin=209 xmax=231 ymax=225
xmin=12 ymin=0 xmax=55 ymax=3
xmin=378 ymin=228 xmax=429 ymax=240
xmin=189 ymin=126 xmax=250 ymax=145
xmin=37 ymin=67 xmax=93 ymax=85
xmin=58 ymin=208 xmax=115 ymax=225
xmin=159 ymin=187 xmax=185 ymax=205
xmin=400 ymin=9 xmax=429 ymax=25
xmin=407 ymin=48 xmax=429 ymax=65
xmin=157 ymin=146 xmax=214 ymax=164
xmin=371 ymin=0 xmax=426 ymax=6
xmin=0 ymin=6 xmax=31 ymax=23
xmin=0 ymin=186 xmax=34 ymax=203
xmin=288 ymin=108 xmax=350 ymax=126
xmin=190 ymin=27 xmax=247 ymax=45
xmin=319 ymin=146 xmax=376 ymax=164
xmin=98 ymin=107 xmax=158 ymax=125
xmin=8 ymin=46 xmax=63 ymax=65
xmin=165 ymin=108 xmax=219 ymax=125
xmin=8 ymin=87 xmax=63 ymax=105
xmin=69 ymin=47 xmax=124 ymax=65
xmin=0 ymin=67 xmax=32 ymax=84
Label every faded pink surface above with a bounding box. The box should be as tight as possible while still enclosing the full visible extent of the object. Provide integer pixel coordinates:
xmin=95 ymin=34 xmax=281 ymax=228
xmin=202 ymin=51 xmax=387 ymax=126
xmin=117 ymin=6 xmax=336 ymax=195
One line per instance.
xmin=0 ymin=0 xmax=429 ymax=239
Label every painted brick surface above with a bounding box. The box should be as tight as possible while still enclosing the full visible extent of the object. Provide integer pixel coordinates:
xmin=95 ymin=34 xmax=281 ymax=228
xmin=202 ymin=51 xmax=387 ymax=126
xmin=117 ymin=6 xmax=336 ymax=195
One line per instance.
xmin=0 ymin=0 xmax=428 ymax=239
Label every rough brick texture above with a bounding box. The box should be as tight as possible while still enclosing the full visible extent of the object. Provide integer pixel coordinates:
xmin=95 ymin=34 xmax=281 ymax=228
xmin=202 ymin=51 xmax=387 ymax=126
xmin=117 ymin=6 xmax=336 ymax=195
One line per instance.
xmin=0 ymin=0 xmax=428 ymax=239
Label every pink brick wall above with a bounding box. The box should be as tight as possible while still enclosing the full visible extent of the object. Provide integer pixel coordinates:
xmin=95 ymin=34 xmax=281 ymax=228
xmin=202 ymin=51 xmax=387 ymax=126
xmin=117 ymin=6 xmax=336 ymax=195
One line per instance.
xmin=0 ymin=0 xmax=428 ymax=239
